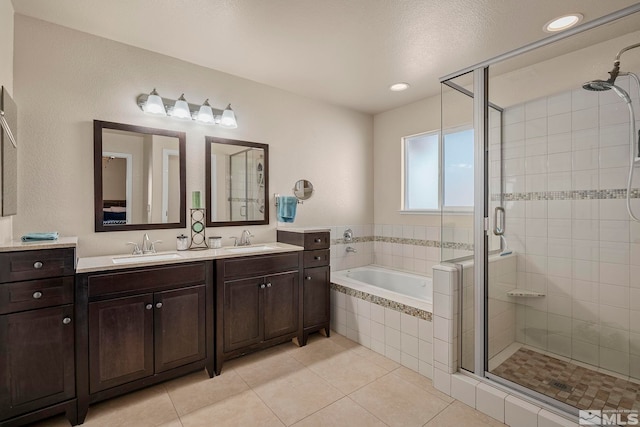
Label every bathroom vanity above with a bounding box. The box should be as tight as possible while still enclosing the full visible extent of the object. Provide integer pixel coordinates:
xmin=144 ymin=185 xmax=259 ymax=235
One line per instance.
xmin=1 ymin=237 xmax=331 ymax=426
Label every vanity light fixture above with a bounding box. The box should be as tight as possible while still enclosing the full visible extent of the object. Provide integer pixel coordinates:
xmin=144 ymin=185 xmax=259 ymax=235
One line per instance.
xmin=137 ymin=89 xmax=238 ymax=128
xmin=544 ymin=13 xmax=583 ymax=33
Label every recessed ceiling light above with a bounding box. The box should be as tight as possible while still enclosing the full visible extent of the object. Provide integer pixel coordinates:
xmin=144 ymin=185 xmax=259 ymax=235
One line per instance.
xmin=389 ymin=82 xmax=410 ymax=92
xmin=544 ymin=13 xmax=583 ymax=33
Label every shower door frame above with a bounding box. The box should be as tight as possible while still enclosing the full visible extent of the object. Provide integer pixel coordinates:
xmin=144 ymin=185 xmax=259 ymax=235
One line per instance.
xmin=440 ymin=1 xmax=640 ymax=416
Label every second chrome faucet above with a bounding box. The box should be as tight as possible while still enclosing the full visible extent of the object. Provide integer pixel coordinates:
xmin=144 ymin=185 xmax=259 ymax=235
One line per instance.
xmin=128 ymin=233 xmax=162 ymax=254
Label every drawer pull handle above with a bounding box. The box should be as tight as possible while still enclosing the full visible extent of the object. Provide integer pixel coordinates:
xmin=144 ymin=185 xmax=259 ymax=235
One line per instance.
xmin=62 ymin=317 xmax=72 ymax=325
xmin=305 ymin=276 xmax=312 ymax=280
xmin=266 ymin=283 xmax=272 ymax=288
xmin=260 ymin=284 xmax=266 ymax=289
xmin=33 ymin=261 xmax=43 ymax=269
xmin=314 ymin=238 xmax=322 ymax=243
xmin=314 ymin=256 xmax=322 ymax=260
xmin=32 ymin=291 xmax=43 ymax=299
xmin=145 ymin=304 xmax=153 ymax=310
xmin=156 ymin=302 xmax=163 ymax=309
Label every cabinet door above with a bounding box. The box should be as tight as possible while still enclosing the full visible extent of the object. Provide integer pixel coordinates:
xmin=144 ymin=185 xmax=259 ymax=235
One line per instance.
xmin=154 ymin=285 xmax=206 ymax=373
xmin=0 ymin=305 xmax=74 ymax=420
xmin=88 ymin=294 xmax=153 ymax=393
xmin=223 ymin=277 xmax=263 ymax=352
xmin=263 ymin=271 xmax=299 ymax=341
xmin=303 ymin=266 xmax=330 ymax=328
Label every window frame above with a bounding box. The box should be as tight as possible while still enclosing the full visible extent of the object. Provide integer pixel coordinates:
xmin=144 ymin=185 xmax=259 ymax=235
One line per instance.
xmin=401 ymin=124 xmax=474 ymax=214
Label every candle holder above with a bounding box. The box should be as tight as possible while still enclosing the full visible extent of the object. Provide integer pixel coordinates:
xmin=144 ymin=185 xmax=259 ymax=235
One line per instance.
xmin=189 ymin=208 xmax=208 ymax=250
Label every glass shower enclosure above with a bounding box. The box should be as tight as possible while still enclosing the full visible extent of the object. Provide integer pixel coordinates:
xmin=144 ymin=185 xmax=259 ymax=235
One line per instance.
xmin=442 ymin=5 xmax=640 ymax=420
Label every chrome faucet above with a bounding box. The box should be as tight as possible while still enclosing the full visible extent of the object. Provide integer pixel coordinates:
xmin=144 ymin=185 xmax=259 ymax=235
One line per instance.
xmin=142 ymin=233 xmax=161 ymax=254
xmin=239 ymin=230 xmax=254 ymax=246
xmin=346 ymin=246 xmax=357 ymax=253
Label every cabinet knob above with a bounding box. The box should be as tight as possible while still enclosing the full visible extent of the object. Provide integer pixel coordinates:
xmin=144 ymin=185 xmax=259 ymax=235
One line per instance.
xmin=260 ymin=284 xmax=266 ymax=289
xmin=266 ymin=283 xmax=272 ymax=288
xmin=156 ymin=302 xmax=163 ymax=309
xmin=62 ymin=317 xmax=72 ymax=325
xmin=32 ymin=291 xmax=43 ymax=299
xmin=314 ymin=256 xmax=322 ymax=260
xmin=145 ymin=304 xmax=153 ymax=310
xmin=314 ymin=238 xmax=322 ymax=243
xmin=305 ymin=276 xmax=312 ymax=280
xmin=33 ymin=261 xmax=43 ymax=269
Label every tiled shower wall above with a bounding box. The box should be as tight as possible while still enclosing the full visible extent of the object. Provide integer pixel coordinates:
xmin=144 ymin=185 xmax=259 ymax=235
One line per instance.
xmin=499 ymin=77 xmax=640 ymax=379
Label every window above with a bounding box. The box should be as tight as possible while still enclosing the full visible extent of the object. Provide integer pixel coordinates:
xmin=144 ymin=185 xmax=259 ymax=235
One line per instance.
xmin=402 ymin=127 xmax=474 ymax=211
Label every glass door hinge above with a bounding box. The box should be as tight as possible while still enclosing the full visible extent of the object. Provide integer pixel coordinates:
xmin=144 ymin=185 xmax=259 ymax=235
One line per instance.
xmin=483 ymin=217 xmax=489 ymax=231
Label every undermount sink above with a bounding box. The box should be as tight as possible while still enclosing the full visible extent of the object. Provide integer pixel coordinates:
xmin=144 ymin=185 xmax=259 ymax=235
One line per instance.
xmin=225 ymin=245 xmax=277 ymax=254
xmin=112 ymin=252 xmax=183 ymax=264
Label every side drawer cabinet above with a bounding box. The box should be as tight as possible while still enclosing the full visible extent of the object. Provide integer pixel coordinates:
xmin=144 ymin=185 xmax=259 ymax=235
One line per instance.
xmin=0 ymin=246 xmax=78 ymax=427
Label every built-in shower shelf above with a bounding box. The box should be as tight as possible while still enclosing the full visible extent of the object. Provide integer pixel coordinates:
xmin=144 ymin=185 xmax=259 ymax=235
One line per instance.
xmin=507 ymin=289 xmax=545 ymax=298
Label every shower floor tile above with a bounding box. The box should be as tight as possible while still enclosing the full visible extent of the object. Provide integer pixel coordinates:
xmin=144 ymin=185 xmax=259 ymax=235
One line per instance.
xmin=491 ymin=348 xmax=640 ymax=413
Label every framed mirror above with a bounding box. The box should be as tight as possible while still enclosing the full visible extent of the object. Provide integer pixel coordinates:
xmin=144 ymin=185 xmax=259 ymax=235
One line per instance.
xmin=94 ymin=120 xmax=186 ymax=232
xmin=205 ymin=136 xmax=269 ymax=227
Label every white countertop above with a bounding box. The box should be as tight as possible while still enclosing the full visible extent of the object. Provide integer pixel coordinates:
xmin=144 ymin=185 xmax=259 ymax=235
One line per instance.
xmin=0 ymin=236 xmax=78 ymax=252
xmin=76 ymin=242 xmax=304 ymax=273
xmin=277 ymin=227 xmax=331 ymax=233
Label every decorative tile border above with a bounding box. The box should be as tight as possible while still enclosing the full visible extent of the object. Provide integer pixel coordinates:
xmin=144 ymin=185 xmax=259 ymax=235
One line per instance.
xmin=330 ymin=282 xmax=433 ymax=321
xmin=331 ymin=235 xmax=474 ymax=252
xmin=493 ymin=188 xmax=640 ymax=201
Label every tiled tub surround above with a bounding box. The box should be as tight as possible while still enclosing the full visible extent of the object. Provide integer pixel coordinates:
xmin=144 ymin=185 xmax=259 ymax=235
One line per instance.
xmin=325 ymin=223 xmax=475 ymax=274
xmin=330 ymin=279 xmax=434 ymax=379
xmin=497 ymin=80 xmax=640 ymax=380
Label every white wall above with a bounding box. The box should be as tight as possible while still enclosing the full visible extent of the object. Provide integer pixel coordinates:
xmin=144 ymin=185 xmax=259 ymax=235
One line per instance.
xmin=0 ymin=0 xmax=14 ymax=243
xmin=13 ymin=15 xmax=373 ymax=257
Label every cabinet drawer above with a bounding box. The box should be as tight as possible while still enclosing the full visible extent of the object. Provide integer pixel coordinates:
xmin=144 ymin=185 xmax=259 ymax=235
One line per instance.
xmin=0 ymin=248 xmax=75 ymax=283
xmin=277 ymin=230 xmax=330 ymax=250
xmin=88 ymin=262 xmax=206 ymax=298
xmin=303 ymin=250 xmax=330 ymax=268
xmin=303 ymin=233 xmax=330 ymax=250
xmin=0 ymin=277 xmax=74 ymax=314
xmin=220 ymin=253 xmax=299 ymax=279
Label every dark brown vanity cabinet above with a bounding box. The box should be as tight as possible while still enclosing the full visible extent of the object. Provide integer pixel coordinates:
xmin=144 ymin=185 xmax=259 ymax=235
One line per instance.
xmin=0 ymin=248 xmax=77 ymax=427
xmin=277 ymin=230 xmax=331 ymax=345
xmin=215 ymin=252 xmax=302 ymax=374
xmin=76 ymin=262 xmax=213 ymax=423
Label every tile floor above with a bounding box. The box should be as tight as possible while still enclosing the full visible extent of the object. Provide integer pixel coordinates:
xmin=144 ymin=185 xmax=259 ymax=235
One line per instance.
xmin=491 ymin=347 xmax=640 ymax=413
xmin=33 ymin=332 xmax=505 ymax=427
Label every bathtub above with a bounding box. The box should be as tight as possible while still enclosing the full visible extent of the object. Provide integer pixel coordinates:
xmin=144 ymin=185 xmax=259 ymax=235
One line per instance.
xmin=331 ymin=265 xmax=432 ymax=318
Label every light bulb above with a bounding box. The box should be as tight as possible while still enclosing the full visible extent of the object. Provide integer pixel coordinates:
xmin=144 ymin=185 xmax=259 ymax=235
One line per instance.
xmin=143 ymin=88 xmax=166 ymax=115
xmin=219 ymin=104 xmax=238 ymax=129
xmin=171 ymin=94 xmax=191 ymax=119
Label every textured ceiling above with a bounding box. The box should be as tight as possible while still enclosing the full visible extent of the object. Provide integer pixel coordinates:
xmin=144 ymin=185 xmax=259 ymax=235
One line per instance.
xmin=11 ymin=0 xmax=640 ymax=114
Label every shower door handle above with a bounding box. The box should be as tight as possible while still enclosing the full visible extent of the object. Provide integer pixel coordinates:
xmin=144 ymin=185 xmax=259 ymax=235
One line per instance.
xmin=493 ymin=206 xmax=505 ymax=236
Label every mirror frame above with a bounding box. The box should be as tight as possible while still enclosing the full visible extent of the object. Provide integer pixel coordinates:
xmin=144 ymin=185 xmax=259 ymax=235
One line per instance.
xmin=205 ymin=136 xmax=269 ymax=227
xmin=93 ymin=120 xmax=186 ymax=232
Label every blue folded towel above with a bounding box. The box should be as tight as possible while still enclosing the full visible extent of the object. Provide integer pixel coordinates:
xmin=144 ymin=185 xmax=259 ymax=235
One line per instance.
xmin=277 ymin=196 xmax=297 ymax=223
xmin=21 ymin=232 xmax=59 ymax=242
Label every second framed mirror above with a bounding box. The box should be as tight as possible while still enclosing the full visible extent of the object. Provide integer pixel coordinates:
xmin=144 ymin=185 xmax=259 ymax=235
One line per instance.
xmin=205 ymin=136 xmax=269 ymax=227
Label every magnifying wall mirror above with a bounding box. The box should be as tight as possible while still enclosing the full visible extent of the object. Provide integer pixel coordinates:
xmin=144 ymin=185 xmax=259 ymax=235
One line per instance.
xmin=94 ymin=120 xmax=186 ymax=232
xmin=205 ymin=136 xmax=269 ymax=227
xmin=293 ymin=179 xmax=314 ymax=200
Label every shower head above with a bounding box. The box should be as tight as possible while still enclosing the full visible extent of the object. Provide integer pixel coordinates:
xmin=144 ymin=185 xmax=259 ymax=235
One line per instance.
xmin=582 ymin=79 xmax=631 ymax=103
